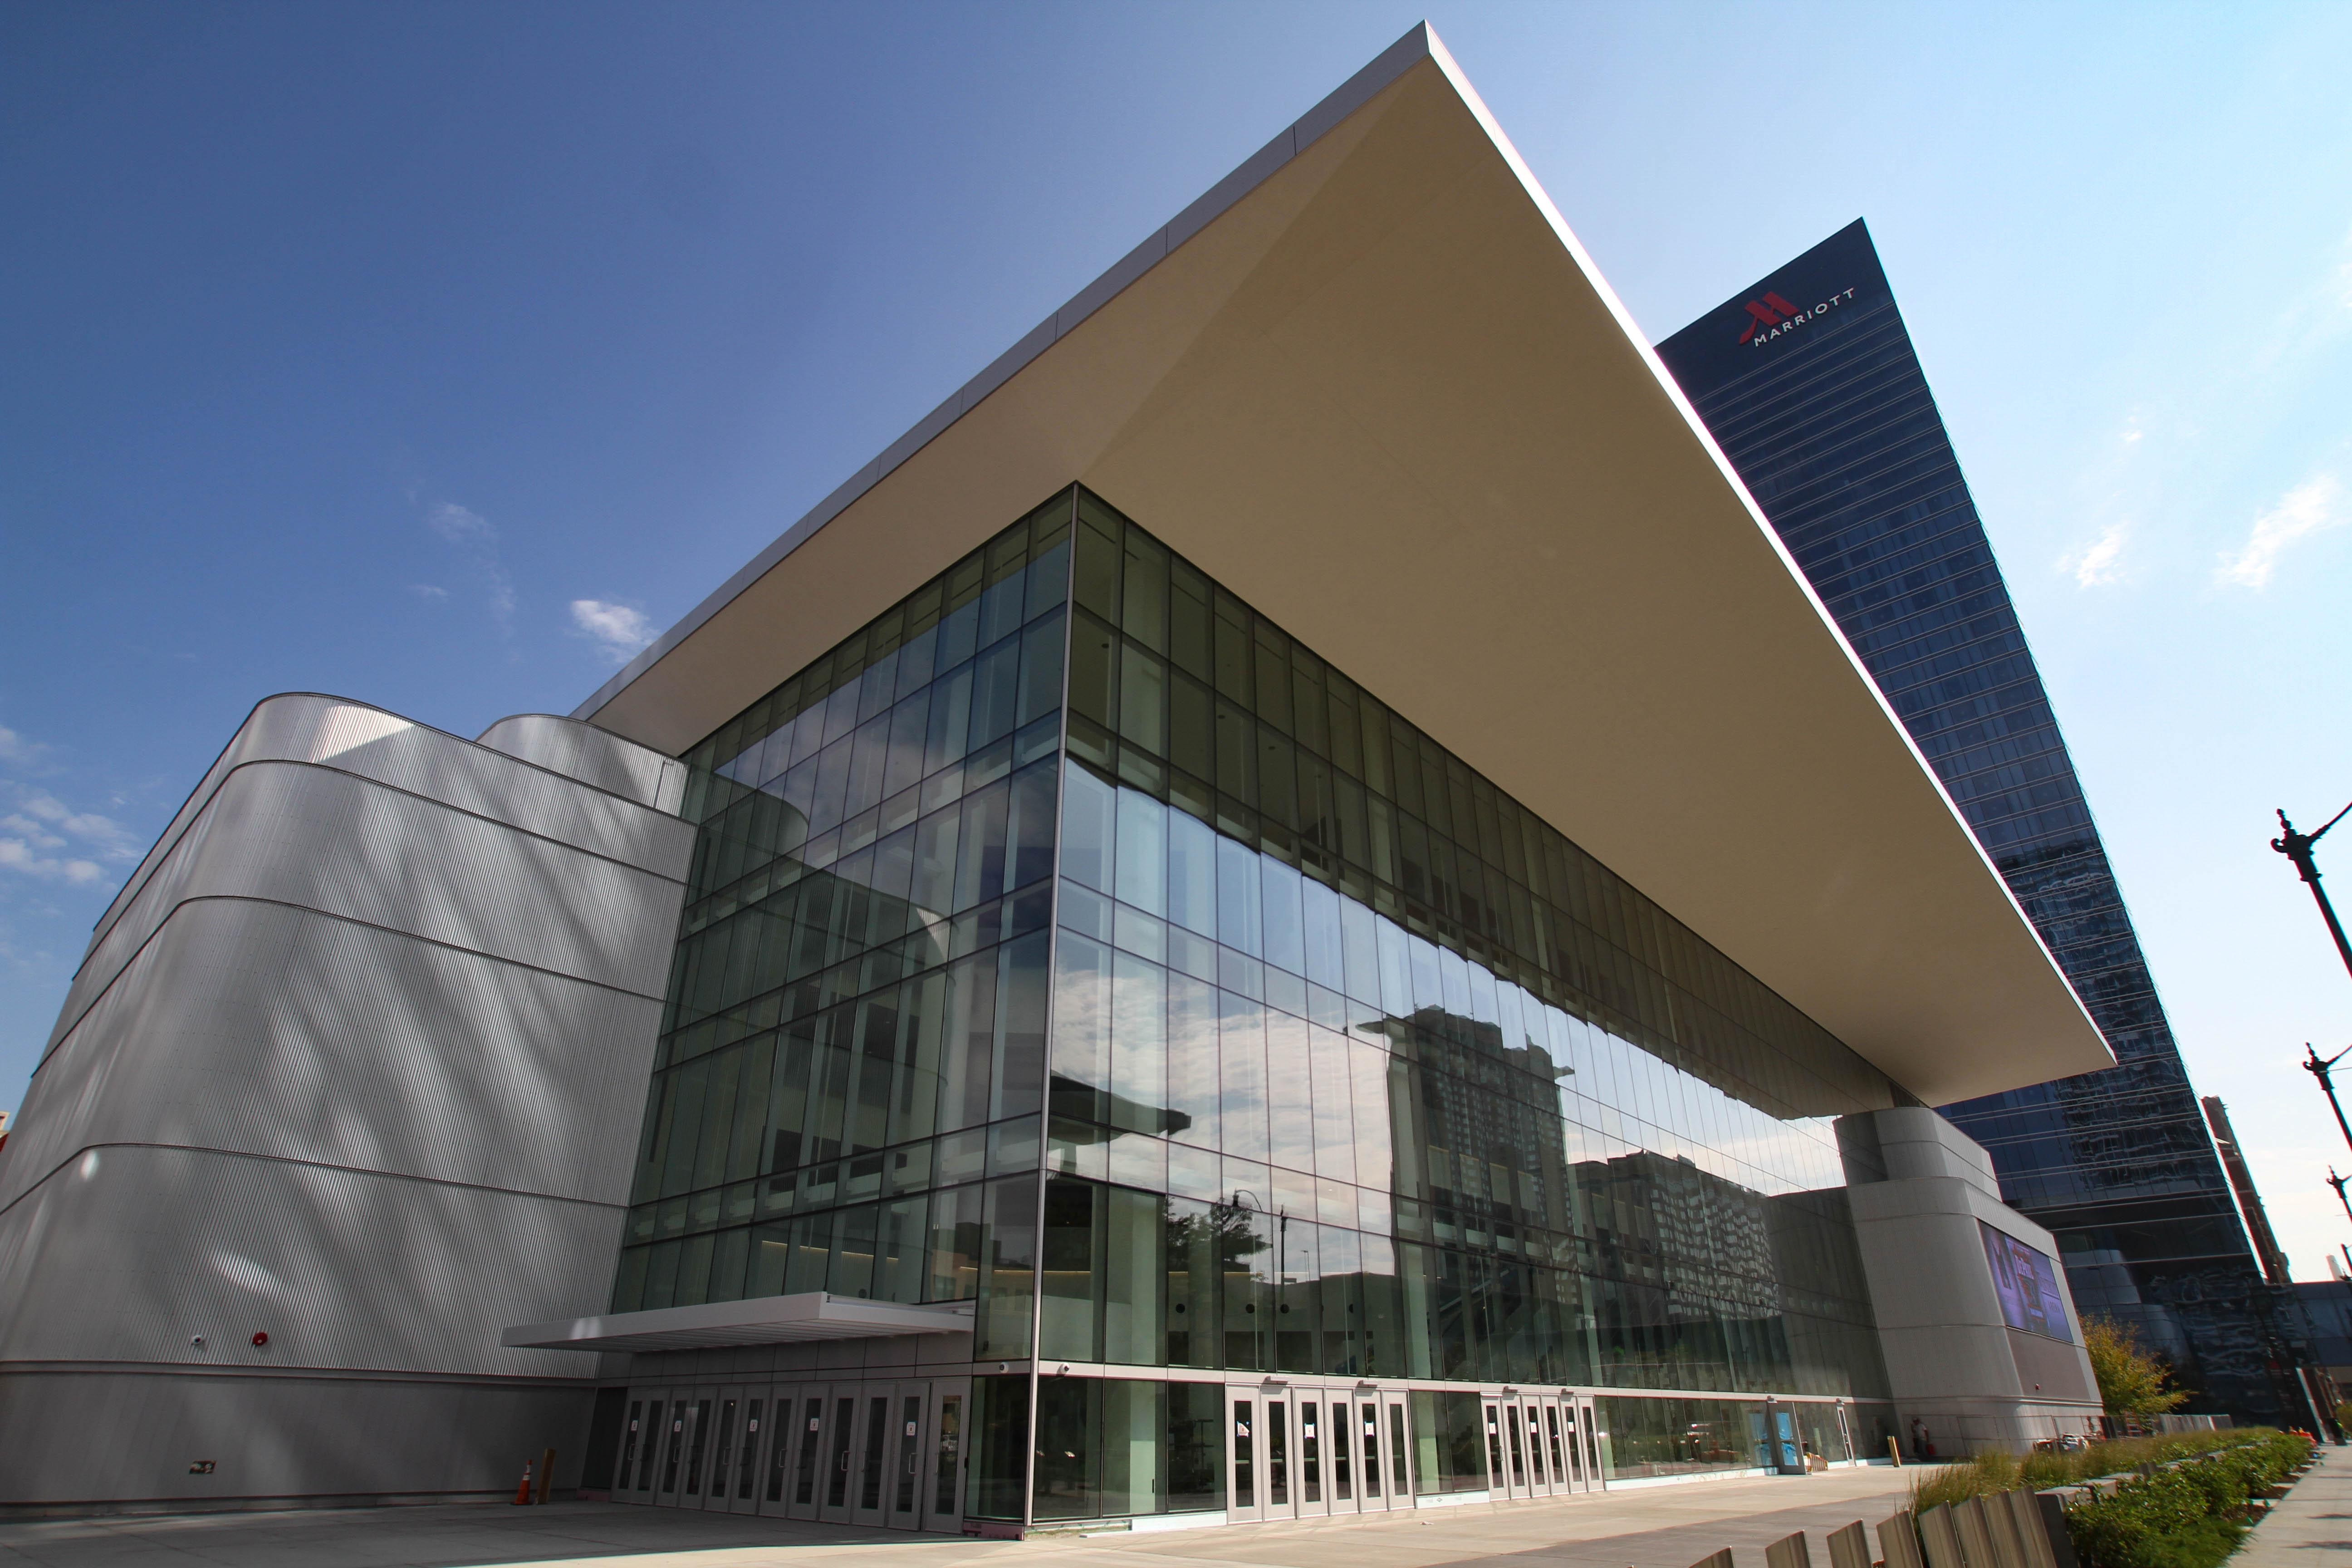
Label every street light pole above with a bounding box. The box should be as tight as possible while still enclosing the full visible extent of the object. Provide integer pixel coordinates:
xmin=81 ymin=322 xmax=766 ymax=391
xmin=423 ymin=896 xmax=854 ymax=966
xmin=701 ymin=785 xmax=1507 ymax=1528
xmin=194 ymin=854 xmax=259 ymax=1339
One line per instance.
xmin=2274 ymin=803 xmax=2352 ymax=985
xmin=2308 ymin=1047 xmax=2352 ymax=1156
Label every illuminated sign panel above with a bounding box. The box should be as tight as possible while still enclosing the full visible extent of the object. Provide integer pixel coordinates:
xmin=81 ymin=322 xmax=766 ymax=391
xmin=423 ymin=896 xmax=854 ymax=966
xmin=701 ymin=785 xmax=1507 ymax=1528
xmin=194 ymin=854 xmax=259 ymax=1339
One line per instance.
xmin=1979 ymin=1221 xmax=2073 ymax=1342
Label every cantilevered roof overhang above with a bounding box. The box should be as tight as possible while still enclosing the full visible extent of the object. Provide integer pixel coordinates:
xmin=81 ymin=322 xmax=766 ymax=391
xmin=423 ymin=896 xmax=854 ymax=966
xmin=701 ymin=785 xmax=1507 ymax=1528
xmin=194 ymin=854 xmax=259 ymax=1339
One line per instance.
xmin=574 ymin=25 xmax=2111 ymax=1107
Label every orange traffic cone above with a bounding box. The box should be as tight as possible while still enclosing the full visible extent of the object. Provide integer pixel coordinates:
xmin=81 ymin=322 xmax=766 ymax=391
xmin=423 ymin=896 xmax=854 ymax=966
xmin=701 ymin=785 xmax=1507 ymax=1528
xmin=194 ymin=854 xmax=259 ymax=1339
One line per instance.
xmin=513 ymin=1460 xmax=534 ymax=1505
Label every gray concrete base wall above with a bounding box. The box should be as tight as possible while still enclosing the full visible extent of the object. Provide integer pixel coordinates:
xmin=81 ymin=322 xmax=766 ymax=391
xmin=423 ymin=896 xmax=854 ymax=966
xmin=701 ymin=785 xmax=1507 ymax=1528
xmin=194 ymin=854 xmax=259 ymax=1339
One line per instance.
xmin=0 ymin=1366 xmax=592 ymax=1515
xmin=1845 ymin=1108 xmax=2103 ymax=1455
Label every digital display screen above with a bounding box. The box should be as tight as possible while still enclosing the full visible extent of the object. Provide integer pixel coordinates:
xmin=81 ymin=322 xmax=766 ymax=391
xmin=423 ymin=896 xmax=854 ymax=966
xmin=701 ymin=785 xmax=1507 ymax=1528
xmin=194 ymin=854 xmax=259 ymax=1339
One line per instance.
xmin=1980 ymin=1221 xmax=2073 ymax=1342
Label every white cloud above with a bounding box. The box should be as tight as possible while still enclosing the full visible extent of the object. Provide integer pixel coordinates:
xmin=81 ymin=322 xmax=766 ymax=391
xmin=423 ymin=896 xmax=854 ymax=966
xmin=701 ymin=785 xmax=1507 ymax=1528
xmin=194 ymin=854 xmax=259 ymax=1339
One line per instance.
xmin=409 ymin=583 xmax=448 ymax=602
xmin=426 ymin=502 xmax=493 ymax=544
xmin=570 ymin=600 xmax=657 ymax=663
xmin=2216 ymin=473 xmax=2346 ymax=588
xmin=2061 ymin=520 xmax=2131 ymax=588
xmin=0 ymin=723 xmax=138 ymax=891
xmin=0 ymin=838 xmax=103 ymax=883
xmin=423 ymin=501 xmax=515 ymax=629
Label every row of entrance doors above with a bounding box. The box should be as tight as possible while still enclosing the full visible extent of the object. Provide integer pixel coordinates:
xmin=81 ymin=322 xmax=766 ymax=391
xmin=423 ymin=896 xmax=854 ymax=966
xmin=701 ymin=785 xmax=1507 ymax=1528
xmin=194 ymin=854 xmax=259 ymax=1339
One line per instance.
xmin=1222 ymin=1383 xmax=1604 ymax=1523
xmin=1480 ymin=1390 xmax=1606 ymax=1500
xmin=612 ymin=1377 xmax=967 ymax=1533
xmin=612 ymin=1377 xmax=1606 ymax=1533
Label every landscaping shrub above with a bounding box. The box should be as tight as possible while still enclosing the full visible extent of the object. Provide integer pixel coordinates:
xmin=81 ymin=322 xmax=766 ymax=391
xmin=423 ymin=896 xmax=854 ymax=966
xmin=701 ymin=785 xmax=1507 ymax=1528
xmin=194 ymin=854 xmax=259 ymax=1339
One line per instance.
xmin=2065 ymin=1471 xmax=2242 ymax=1568
xmin=1893 ymin=1428 xmax=2312 ymax=1568
xmin=2061 ymin=1430 xmax=2311 ymax=1568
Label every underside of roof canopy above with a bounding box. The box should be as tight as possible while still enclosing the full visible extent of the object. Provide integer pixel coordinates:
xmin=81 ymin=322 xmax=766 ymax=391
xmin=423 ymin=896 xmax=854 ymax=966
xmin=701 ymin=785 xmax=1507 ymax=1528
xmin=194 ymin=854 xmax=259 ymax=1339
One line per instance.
xmin=574 ymin=24 xmax=2111 ymax=1107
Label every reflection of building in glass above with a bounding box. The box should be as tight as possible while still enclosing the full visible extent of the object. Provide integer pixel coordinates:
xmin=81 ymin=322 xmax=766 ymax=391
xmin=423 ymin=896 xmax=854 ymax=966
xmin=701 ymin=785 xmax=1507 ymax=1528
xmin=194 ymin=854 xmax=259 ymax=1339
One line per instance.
xmin=1656 ymin=219 xmax=2300 ymax=1426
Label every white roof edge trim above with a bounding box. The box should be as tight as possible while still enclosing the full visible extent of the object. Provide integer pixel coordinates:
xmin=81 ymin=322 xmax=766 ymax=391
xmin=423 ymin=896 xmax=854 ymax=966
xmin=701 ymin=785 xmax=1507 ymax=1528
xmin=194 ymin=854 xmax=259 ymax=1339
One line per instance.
xmin=571 ymin=21 xmax=1442 ymax=727
xmin=1411 ymin=37 xmax=2098 ymax=1049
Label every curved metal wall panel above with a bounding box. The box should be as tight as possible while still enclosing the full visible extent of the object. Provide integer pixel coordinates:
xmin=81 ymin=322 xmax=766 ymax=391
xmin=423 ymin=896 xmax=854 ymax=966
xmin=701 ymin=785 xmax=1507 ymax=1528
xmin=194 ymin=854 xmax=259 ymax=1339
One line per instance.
xmin=0 ymin=1145 xmax=618 ymax=1378
xmin=0 ymin=694 xmax=690 ymax=1507
xmin=1 ymin=900 xmax=660 ymax=1212
xmin=52 ymin=760 xmax=684 ymax=1056
xmin=476 ymin=712 xmax=687 ymax=814
xmin=88 ymin=695 xmax=688 ymax=961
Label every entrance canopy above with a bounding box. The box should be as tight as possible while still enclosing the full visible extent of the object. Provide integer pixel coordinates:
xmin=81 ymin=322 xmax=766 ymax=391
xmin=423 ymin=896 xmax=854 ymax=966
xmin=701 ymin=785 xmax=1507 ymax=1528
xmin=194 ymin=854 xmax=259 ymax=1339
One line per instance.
xmin=572 ymin=26 xmax=2109 ymax=1106
xmin=503 ymin=1293 xmax=974 ymax=1354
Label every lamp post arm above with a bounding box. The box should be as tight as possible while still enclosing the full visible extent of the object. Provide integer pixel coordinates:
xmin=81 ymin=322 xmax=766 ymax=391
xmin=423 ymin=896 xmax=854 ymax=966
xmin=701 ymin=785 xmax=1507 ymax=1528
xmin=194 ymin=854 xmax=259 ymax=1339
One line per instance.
xmin=2309 ymin=1046 xmax=2352 ymax=1157
xmin=2275 ymin=806 xmax=2352 ymax=986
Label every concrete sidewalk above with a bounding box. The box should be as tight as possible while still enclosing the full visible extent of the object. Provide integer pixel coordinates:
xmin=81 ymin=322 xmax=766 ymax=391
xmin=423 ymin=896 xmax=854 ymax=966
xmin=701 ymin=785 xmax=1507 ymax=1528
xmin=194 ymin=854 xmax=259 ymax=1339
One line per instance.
xmin=2236 ymin=1444 xmax=2352 ymax=1567
xmin=0 ymin=1466 xmax=1926 ymax=1568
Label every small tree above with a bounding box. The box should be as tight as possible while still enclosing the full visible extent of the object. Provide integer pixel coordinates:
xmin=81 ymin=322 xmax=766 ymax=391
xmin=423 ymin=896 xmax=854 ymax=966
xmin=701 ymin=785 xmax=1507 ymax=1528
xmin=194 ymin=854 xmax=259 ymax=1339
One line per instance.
xmin=2083 ymin=1316 xmax=2189 ymax=1417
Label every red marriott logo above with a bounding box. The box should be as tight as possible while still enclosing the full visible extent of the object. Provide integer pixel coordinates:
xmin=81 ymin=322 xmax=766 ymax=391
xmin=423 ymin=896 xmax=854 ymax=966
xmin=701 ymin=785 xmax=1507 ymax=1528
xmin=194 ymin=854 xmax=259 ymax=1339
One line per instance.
xmin=1738 ymin=286 xmax=1857 ymax=346
xmin=1738 ymin=292 xmax=1801 ymax=343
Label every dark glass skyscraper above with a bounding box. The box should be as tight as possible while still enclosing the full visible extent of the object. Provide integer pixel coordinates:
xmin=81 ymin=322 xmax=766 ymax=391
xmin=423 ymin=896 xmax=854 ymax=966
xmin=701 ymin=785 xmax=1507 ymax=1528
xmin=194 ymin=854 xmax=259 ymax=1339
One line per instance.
xmin=1656 ymin=220 xmax=2297 ymax=1426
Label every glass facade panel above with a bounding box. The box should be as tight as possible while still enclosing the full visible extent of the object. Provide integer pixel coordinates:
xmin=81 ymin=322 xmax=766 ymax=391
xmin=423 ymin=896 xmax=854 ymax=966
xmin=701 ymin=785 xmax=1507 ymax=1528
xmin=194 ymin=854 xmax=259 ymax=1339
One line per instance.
xmin=1656 ymin=220 xmax=2296 ymax=1425
xmin=612 ymin=494 xmax=1072 ymax=1366
xmin=624 ymin=481 xmax=1910 ymax=1524
xmin=1041 ymin=489 xmax=1893 ymax=1400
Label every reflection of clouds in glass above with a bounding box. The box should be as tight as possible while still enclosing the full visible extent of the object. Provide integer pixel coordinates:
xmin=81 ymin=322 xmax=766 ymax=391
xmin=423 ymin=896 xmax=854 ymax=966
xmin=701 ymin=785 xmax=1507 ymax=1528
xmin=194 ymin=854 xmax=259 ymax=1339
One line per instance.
xmin=1064 ymin=762 xmax=1854 ymax=1203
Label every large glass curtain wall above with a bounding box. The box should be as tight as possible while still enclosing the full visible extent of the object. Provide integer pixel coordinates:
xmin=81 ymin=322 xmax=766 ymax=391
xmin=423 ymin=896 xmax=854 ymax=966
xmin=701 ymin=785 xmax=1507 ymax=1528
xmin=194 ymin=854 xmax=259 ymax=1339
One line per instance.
xmin=1043 ymin=490 xmax=1895 ymax=1401
xmin=614 ymin=494 xmax=1074 ymax=1359
xmin=623 ymin=485 xmax=1901 ymax=1521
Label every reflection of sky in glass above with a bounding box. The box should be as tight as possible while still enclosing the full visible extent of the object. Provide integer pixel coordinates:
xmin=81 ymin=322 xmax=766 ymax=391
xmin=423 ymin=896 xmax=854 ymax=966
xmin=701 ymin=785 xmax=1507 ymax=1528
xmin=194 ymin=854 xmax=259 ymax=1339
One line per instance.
xmin=1063 ymin=764 xmax=1846 ymax=1201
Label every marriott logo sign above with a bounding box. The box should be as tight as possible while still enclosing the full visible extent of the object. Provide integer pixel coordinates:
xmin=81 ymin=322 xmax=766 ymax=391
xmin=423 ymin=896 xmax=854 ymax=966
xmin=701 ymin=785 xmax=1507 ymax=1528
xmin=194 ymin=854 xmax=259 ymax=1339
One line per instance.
xmin=1738 ymin=285 xmax=1858 ymax=346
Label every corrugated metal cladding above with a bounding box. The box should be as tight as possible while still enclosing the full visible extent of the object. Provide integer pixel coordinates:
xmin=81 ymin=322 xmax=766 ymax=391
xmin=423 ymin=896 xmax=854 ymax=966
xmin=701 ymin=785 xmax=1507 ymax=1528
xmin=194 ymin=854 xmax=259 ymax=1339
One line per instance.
xmin=0 ymin=695 xmax=692 ymax=1508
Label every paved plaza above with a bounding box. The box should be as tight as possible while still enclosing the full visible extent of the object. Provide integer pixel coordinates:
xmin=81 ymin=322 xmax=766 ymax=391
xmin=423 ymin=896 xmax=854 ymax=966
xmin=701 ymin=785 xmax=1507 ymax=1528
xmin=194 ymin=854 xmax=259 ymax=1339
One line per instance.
xmin=0 ymin=1466 xmax=1924 ymax=1568
xmin=2237 ymin=1445 xmax=2351 ymax=1567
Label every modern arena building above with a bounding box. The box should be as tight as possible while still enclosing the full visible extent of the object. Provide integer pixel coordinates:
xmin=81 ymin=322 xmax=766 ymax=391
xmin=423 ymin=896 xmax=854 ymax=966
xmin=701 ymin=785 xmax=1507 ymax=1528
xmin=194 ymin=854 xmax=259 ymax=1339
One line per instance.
xmin=0 ymin=26 xmax=2119 ymax=1527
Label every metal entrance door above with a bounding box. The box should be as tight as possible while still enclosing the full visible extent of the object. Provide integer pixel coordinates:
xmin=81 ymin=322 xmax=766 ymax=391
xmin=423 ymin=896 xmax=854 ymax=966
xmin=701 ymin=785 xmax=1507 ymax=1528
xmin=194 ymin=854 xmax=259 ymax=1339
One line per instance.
xmin=653 ymin=1392 xmax=701 ymax=1504
xmin=1226 ymin=1385 xmax=1297 ymax=1522
xmin=1483 ymin=1398 xmax=1532 ymax=1498
xmin=1536 ymin=1398 xmax=1571 ymax=1495
xmin=760 ymin=1383 xmax=829 ymax=1519
xmin=926 ymin=1381 xmax=968 ymax=1533
xmin=811 ymin=1387 xmax=861 ymax=1523
xmin=696 ymin=1387 xmax=745 ymax=1509
xmin=615 ymin=1390 xmax=661 ymax=1503
xmin=723 ymin=1389 xmax=769 ymax=1513
xmin=1335 ymin=1388 xmax=1406 ymax=1514
xmin=1574 ymin=1396 xmax=1604 ymax=1489
xmin=1517 ymin=1400 xmax=1553 ymax=1495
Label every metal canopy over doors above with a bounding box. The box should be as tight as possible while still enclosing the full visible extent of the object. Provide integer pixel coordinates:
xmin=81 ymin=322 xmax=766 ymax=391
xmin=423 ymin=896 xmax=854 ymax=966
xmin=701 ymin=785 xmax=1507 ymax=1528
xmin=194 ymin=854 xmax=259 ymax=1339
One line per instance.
xmin=613 ymin=1375 xmax=967 ymax=1534
xmin=1225 ymin=1382 xmax=1415 ymax=1524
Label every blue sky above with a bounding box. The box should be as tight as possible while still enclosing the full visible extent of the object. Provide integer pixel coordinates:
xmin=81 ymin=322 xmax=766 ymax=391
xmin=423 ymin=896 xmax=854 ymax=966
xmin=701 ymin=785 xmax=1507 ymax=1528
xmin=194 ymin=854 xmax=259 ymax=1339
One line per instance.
xmin=7 ymin=2 xmax=2352 ymax=1273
